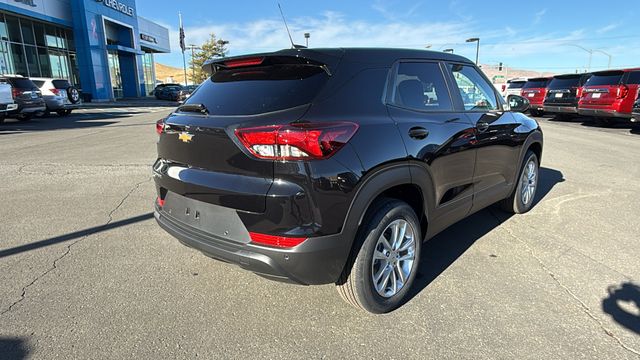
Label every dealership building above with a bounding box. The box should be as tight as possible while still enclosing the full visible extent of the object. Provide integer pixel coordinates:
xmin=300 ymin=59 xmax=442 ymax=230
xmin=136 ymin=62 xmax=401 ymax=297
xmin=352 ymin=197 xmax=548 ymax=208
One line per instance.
xmin=0 ymin=0 xmax=170 ymax=101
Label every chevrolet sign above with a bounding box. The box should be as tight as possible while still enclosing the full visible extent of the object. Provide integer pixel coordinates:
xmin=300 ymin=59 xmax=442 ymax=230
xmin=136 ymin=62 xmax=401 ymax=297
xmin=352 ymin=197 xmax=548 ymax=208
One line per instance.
xmin=96 ymin=0 xmax=134 ymax=17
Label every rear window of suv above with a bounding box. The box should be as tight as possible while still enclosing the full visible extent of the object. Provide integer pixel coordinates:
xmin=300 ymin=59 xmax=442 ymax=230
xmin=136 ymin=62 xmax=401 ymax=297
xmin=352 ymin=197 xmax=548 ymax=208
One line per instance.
xmin=52 ymin=80 xmax=71 ymax=89
xmin=184 ymin=61 xmax=329 ymax=116
xmin=584 ymin=71 xmax=623 ymax=86
xmin=507 ymin=81 xmax=525 ymax=89
xmin=548 ymin=76 xmax=581 ymax=89
xmin=523 ymin=79 xmax=549 ymax=89
xmin=3 ymin=78 xmax=36 ymax=89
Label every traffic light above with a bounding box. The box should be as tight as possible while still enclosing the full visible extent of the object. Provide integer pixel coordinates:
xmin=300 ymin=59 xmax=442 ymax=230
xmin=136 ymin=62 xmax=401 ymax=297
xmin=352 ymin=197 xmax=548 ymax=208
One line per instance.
xmin=499 ymin=62 xmax=503 ymax=71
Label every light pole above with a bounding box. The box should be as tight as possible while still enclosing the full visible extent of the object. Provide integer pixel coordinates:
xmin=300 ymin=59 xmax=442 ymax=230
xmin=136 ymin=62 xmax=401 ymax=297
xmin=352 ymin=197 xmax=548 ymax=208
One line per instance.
xmin=564 ymin=44 xmax=612 ymax=71
xmin=466 ymin=37 xmax=480 ymax=65
xmin=304 ymin=32 xmax=310 ymax=47
xmin=443 ymin=48 xmax=454 ymax=53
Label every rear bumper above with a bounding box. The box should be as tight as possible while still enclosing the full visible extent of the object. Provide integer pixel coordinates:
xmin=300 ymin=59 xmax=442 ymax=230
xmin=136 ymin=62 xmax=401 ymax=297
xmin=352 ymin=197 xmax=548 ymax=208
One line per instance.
xmin=577 ymin=108 xmax=631 ymax=118
xmin=543 ymin=105 xmax=578 ymax=114
xmin=0 ymin=103 xmax=17 ymax=113
xmin=155 ymin=205 xmax=350 ymax=285
xmin=44 ymin=98 xmax=80 ymax=111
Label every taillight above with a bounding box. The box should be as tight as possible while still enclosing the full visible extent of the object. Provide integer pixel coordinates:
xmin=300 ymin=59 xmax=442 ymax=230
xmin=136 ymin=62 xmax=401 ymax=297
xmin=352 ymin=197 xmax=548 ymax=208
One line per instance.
xmin=501 ymin=84 xmax=506 ymax=92
xmin=224 ymin=57 xmax=265 ymax=68
xmin=616 ymin=85 xmax=629 ymax=99
xmin=156 ymin=119 xmax=165 ymax=135
xmin=576 ymin=87 xmax=583 ymax=98
xmin=50 ymin=88 xmax=60 ymax=96
xmin=235 ymin=122 xmax=358 ymax=160
xmin=249 ymin=232 xmax=307 ymax=248
xmin=11 ymin=88 xmax=22 ymax=99
xmin=156 ymin=196 xmax=165 ymax=207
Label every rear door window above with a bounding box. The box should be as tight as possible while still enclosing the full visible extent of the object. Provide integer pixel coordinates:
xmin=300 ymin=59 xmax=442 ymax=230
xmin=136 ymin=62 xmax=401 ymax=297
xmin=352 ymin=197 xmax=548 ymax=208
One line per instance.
xmin=185 ymin=61 xmax=329 ymax=116
xmin=52 ymin=80 xmax=71 ymax=89
xmin=447 ymin=63 xmax=498 ymax=111
xmin=390 ymin=62 xmax=452 ymax=112
xmin=585 ymin=71 xmax=623 ymax=86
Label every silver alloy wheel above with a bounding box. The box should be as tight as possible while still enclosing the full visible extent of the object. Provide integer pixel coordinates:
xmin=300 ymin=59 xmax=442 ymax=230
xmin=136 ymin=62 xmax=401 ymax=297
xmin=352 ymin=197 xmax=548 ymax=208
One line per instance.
xmin=371 ymin=219 xmax=416 ymax=298
xmin=520 ymin=159 xmax=537 ymax=205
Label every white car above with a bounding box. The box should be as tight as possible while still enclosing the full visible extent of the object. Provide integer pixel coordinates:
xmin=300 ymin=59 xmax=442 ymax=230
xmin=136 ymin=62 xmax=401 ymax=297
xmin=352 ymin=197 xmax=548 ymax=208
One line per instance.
xmin=502 ymin=78 xmax=527 ymax=98
xmin=0 ymin=81 xmax=18 ymax=123
xmin=30 ymin=77 xmax=81 ymax=116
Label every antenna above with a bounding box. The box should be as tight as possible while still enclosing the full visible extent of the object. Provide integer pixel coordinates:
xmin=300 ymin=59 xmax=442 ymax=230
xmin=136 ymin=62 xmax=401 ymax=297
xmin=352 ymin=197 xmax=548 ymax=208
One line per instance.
xmin=278 ymin=3 xmax=303 ymax=49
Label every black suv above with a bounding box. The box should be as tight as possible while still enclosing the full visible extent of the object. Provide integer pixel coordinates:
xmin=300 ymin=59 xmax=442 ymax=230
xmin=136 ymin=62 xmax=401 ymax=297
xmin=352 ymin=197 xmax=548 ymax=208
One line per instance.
xmin=153 ymin=48 xmax=543 ymax=313
xmin=0 ymin=76 xmax=46 ymax=121
xmin=543 ymin=73 xmax=591 ymax=118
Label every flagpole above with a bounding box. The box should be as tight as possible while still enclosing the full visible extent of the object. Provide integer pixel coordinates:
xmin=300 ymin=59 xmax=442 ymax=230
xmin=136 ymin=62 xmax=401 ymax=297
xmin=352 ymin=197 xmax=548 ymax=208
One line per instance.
xmin=179 ymin=12 xmax=187 ymax=85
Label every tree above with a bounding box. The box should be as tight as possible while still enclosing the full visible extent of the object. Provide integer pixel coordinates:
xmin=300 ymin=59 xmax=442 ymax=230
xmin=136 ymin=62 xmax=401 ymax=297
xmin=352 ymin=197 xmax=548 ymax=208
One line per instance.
xmin=189 ymin=33 xmax=229 ymax=83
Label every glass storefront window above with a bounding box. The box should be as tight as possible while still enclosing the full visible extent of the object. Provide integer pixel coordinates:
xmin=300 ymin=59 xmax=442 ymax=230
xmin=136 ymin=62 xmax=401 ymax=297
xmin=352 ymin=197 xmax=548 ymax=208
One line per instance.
xmin=33 ymin=23 xmax=45 ymax=47
xmin=37 ymin=47 xmax=51 ymax=77
xmin=5 ymin=15 xmax=21 ymax=43
xmin=45 ymin=25 xmax=58 ymax=48
xmin=25 ymin=46 xmax=40 ymax=77
xmin=0 ymin=41 xmax=13 ymax=74
xmin=142 ymin=52 xmax=155 ymax=97
xmin=20 ymin=19 xmax=35 ymax=45
xmin=0 ymin=15 xmax=8 ymax=42
xmin=10 ymin=43 xmax=27 ymax=76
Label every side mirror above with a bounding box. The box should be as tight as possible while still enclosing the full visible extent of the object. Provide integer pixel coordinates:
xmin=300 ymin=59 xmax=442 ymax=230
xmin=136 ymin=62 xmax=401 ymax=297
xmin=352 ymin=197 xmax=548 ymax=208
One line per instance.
xmin=507 ymin=95 xmax=530 ymax=113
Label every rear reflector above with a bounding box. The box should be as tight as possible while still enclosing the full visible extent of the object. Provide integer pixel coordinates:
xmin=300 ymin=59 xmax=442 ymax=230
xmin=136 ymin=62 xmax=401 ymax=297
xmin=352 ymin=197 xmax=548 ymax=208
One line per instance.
xmin=235 ymin=122 xmax=358 ymax=160
xmin=224 ymin=57 xmax=265 ymax=68
xmin=156 ymin=197 xmax=165 ymax=207
xmin=249 ymin=232 xmax=307 ymax=248
xmin=50 ymin=88 xmax=60 ymax=96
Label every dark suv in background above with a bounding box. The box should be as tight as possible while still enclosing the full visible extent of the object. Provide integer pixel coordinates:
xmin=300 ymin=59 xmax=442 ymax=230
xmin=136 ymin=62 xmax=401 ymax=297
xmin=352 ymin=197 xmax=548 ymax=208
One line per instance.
xmin=0 ymin=75 xmax=45 ymax=121
xmin=153 ymin=48 xmax=543 ymax=313
xmin=543 ymin=73 xmax=591 ymax=118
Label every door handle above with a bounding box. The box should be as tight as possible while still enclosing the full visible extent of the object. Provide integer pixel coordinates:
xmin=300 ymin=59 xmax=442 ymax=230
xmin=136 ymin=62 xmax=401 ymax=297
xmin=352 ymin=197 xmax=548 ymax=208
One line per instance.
xmin=408 ymin=127 xmax=429 ymax=140
xmin=476 ymin=121 xmax=490 ymax=133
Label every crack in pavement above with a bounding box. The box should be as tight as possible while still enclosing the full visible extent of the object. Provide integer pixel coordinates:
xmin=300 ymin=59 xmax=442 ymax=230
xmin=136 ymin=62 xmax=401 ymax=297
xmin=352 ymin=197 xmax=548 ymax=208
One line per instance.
xmin=489 ymin=210 xmax=640 ymax=357
xmin=0 ymin=176 xmax=152 ymax=317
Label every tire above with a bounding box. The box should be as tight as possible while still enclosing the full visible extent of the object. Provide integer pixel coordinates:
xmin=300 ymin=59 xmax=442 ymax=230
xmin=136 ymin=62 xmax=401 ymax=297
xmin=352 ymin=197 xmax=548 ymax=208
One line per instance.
xmin=56 ymin=109 xmax=71 ymax=116
xmin=336 ymin=198 xmax=422 ymax=313
xmin=67 ymin=87 xmax=80 ymax=104
xmin=530 ymin=109 xmax=543 ymax=117
xmin=500 ymin=150 xmax=539 ymax=214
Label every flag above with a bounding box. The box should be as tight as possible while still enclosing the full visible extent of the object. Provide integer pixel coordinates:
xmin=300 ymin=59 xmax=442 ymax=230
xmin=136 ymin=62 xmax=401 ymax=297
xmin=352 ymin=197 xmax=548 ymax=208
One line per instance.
xmin=178 ymin=12 xmax=186 ymax=53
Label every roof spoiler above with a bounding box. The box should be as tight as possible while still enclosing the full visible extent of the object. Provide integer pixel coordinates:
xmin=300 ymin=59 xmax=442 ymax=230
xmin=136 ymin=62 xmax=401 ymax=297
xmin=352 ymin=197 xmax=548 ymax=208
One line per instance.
xmin=202 ymin=48 xmax=344 ymax=75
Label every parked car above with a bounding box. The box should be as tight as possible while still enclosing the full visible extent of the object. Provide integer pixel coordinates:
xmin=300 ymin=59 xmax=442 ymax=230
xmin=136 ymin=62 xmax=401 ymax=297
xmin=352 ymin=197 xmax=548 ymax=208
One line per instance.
xmin=177 ymin=85 xmax=199 ymax=104
xmin=521 ymin=77 xmax=551 ymax=116
xmin=152 ymin=83 xmax=181 ymax=98
xmin=31 ymin=77 xmax=81 ymax=116
xmin=501 ymin=77 xmax=527 ymax=98
xmin=155 ymin=85 xmax=183 ymax=101
xmin=0 ymin=82 xmax=18 ymax=123
xmin=542 ymin=73 xmax=591 ymax=118
xmin=152 ymin=48 xmax=543 ymax=313
xmin=0 ymin=75 xmax=46 ymax=121
xmin=578 ymin=68 xmax=640 ymax=125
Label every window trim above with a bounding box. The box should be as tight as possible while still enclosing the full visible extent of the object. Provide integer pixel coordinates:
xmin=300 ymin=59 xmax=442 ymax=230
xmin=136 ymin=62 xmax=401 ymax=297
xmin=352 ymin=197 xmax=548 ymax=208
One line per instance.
xmin=444 ymin=61 xmax=505 ymax=113
xmin=385 ymin=59 xmax=456 ymax=114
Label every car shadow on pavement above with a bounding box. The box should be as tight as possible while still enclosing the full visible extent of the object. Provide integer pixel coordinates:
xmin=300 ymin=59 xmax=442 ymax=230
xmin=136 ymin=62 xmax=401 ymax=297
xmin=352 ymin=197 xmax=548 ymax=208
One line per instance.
xmin=602 ymin=282 xmax=640 ymax=334
xmin=0 ymin=213 xmax=153 ymax=259
xmin=403 ymin=167 xmax=565 ymax=306
xmin=0 ymin=115 xmax=124 ymax=133
xmin=0 ymin=337 xmax=29 ymax=360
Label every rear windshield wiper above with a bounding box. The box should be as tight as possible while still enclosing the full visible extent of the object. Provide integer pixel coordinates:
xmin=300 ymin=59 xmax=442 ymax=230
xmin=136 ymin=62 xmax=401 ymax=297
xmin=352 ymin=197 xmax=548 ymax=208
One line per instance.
xmin=177 ymin=103 xmax=209 ymax=115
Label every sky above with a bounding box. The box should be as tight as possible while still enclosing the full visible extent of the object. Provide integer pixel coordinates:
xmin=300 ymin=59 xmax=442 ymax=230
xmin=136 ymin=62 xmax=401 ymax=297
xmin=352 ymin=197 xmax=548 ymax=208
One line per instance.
xmin=136 ymin=0 xmax=639 ymax=74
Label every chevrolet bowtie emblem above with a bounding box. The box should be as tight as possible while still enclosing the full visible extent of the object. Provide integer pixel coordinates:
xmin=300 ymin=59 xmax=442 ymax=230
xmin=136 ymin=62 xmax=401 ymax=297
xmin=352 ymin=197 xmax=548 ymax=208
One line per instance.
xmin=178 ymin=132 xmax=194 ymax=143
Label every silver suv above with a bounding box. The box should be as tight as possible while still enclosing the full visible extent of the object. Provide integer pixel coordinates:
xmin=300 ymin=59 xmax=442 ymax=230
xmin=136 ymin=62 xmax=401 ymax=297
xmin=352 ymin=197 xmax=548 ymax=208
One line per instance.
xmin=31 ymin=78 xmax=81 ymax=116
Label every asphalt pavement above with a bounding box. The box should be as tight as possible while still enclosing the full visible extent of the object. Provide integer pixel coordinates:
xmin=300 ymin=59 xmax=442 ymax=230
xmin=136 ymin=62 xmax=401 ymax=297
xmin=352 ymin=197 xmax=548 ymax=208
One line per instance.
xmin=0 ymin=109 xmax=638 ymax=359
